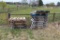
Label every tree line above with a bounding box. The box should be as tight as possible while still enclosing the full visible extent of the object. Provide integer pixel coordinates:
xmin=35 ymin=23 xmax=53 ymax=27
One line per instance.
xmin=0 ymin=0 xmax=60 ymax=9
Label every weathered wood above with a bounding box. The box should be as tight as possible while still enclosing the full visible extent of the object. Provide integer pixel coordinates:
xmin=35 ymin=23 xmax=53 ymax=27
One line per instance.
xmin=30 ymin=10 xmax=49 ymax=29
xmin=8 ymin=17 xmax=27 ymax=29
xmin=53 ymin=13 xmax=56 ymax=22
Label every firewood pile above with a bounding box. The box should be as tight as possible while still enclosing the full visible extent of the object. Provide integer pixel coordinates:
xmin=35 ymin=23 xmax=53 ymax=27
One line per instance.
xmin=8 ymin=17 xmax=27 ymax=28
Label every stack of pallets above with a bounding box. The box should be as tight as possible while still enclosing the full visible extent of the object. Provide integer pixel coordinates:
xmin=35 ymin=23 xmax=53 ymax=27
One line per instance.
xmin=30 ymin=10 xmax=49 ymax=29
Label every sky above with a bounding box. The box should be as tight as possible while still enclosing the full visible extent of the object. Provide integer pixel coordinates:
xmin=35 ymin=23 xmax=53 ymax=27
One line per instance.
xmin=0 ymin=0 xmax=60 ymax=5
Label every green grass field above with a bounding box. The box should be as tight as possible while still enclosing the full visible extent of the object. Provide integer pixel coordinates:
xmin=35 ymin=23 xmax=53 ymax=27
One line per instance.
xmin=0 ymin=5 xmax=60 ymax=40
xmin=0 ymin=24 xmax=60 ymax=40
xmin=0 ymin=5 xmax=60 ymax=24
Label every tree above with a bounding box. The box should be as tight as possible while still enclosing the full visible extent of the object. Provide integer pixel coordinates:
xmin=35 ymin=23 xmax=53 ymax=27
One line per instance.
xmin=22 ymin=0 xmax=27 ymax=4
xmin=46 ymin=2 xmax=55 ymax=7
xmin=49 ymin=3 xmax=55 ymax=6
xmin=0 ymin=1 xmax=7 ymax=9
xmin=46 ymin=4 xmax=50 ymax=7
xmin=57 ymin=2 xmax=60 ymax=6
xmin=38 ymin=0 xmax=43 ymax=6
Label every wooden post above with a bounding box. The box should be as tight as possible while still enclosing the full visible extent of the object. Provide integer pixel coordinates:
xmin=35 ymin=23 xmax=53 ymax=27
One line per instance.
xmin=8 ymin=13 xmax=11 ymax=19
xmin=53 ymin=13 xmax=56 ymax=22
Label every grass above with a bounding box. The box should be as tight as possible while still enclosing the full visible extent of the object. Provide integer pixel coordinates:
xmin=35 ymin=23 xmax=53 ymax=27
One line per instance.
xmin=0 ymin=24 xmax=60 ymax=40
xmin=0 ymin=13 xmax=8 ymax=24
xmin=0 ymin=5 xmax=60 ymax=40
xmin=0 ymin=5 xmax=60 ymax=24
